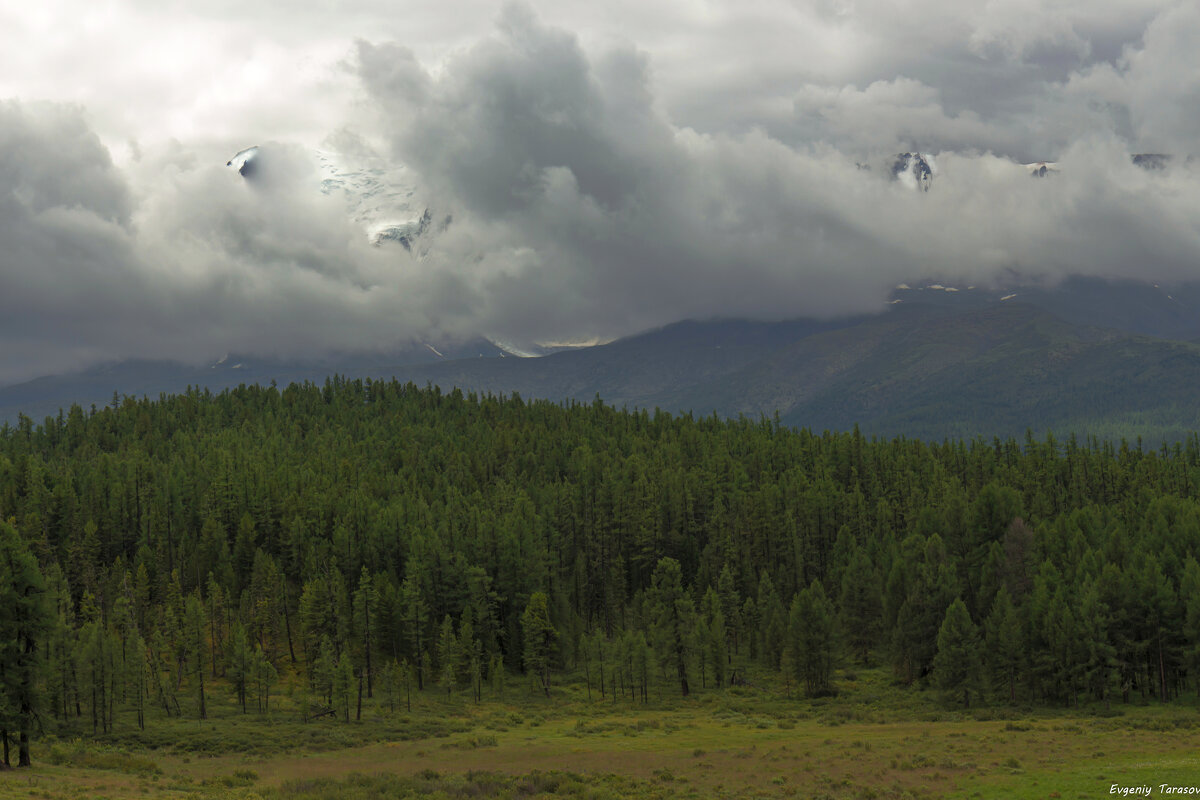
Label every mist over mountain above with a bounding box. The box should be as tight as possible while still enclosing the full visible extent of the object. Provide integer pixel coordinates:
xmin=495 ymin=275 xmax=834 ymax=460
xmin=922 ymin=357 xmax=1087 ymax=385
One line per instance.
xmin=8 ymin=275 xmax=1200 ymax=444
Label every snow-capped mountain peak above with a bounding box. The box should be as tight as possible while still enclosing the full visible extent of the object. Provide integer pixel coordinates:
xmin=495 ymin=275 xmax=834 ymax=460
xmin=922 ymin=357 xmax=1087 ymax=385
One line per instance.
xmin=892 ymin=152 xmax=935 ymax=192
xmin=227 ymin=145 xmax=448 ymax=254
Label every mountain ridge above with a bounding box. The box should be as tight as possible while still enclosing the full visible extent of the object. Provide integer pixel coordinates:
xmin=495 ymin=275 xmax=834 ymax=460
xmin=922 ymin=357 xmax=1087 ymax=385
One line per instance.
xmin=8 ymin=280 xmax=1200 ymax=443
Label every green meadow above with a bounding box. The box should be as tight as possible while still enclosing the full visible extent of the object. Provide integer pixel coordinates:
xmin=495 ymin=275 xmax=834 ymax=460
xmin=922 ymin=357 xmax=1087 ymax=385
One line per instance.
xmin=5 ymin=666 xmax=1198 ymax=800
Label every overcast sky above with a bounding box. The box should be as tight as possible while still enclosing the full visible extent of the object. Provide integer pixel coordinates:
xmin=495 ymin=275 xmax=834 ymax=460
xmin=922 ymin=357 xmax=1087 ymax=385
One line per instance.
xmin=1 ymin=0 xmax=1198 ymax=383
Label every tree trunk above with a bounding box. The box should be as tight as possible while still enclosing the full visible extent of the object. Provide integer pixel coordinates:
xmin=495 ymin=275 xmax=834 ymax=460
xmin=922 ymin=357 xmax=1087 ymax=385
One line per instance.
xmin=356 ymin=672 xmax=363 ymax=721
xmin=198 ymin=663 xmax=207 ymax=720
xmin=364 ymin=607 xmax=373 ymax=699
xmin=282 ymin=583 xmax=297 ymax=664
xmin=1158 ymin=634 xmax=1168 ymax=703
xmin=210 ymin=615 xmax=219 ymax=678
xmin=675 ymin=642 xmax=690 ymax=697
xmin=17 ymin=727 xmax=30 ymax=768
xmin=2 ymin=728 xmax=9 ymax=768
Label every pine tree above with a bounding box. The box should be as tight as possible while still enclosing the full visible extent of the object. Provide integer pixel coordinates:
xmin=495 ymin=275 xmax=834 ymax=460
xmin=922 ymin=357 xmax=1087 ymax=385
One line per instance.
xmin=352 ymin=567 xmax=376 ymax=698
xmin=1182 ymin=559 xmax=1200 ymax=696
xmin=380 ymin=659 xmax=400 ymax=714
xmin=648 ymin=558 xmax=696 ymax=697
xmin=128 ymin=633 xmax=149 ymax=731
xmin=0 ymin=521 xmax=53 ymax=766
xmin=521 ymin=592 xmax=557 ymax=697
xmin=183 ymin=595 xmax=208 ymax=719
xmin=399 ymin=577 xmax=429 ymax=690
xmin=227 ymin=623 xmax=252 ymax=713
xmin=839 ymin=546 xmax=881 ymax=664
xmin=252 ymin=646 xmax=277 ymax=713
xmin=436 ymin=615 xmax=459 ymax=695
xmin=700 ymin=587 xmax=727 ymax=688
xmin=717 ymin=563 xmax=742 ymax=657
xmin=788 ymin=580 xmax=838 ymax=697
xmin=984 ymin=587 xmax=1023 ymax=704
xmin=333 ymin=651 xmax=354 ymax=722
xmin=488 ymin=653 xmax=505 ymax=698
xmin=205 ymin=573 xmax=226 ymax=678
xmin=312 ymin=636 xmax=336 ymax=706
xmin=1077 ymin=580 xmax=1117 ymax=706
xmin=933 ymin=599 xmax=984 ymax=708
xmin=628 ymin=630 xmax=651 ymax=703
xmin=756 ymin=571 xmax=786 ymax=669
xmin=402 ymin=657 xmax=415 ymax=711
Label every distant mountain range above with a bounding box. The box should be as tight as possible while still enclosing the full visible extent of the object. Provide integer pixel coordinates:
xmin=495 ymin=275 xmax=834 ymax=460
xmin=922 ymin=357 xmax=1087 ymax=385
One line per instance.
xmin=0 ymin=338 xmax=510 ymax=424
xmin=6 ymin=277 xmax=1200 ymax=443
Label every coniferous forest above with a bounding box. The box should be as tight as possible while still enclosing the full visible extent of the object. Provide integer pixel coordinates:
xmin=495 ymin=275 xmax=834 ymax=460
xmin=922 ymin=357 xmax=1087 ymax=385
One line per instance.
xmin=3 ymin=378 xmax=1200 ymax=770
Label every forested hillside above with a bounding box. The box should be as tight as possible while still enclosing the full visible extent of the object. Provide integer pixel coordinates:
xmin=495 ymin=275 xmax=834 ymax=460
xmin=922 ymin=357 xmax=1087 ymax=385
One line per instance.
xmin=3 ymin=379 xmax=1200 ymax=765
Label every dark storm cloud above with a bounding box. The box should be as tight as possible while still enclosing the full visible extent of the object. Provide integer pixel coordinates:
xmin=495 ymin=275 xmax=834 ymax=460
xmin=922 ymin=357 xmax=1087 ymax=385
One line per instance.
xmin=352 ymin=4 xmax=1200 ymax=346
xmin=3 ymin=1 xmax=1200 ymax=383
xmin=0 ymin=105 xmax=463 ymax=384
xmin=0 ymin=102 xmax=145 ymax=378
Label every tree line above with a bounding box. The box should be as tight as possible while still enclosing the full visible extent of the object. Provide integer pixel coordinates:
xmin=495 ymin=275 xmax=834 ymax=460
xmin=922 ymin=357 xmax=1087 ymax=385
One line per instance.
xmin=3 ymin=379 xmax=1200 ymax=764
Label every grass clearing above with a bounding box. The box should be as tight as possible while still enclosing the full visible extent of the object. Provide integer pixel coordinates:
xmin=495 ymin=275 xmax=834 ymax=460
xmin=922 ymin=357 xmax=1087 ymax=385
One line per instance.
xmin=4 ymin=669 xmax=1199 ymax=799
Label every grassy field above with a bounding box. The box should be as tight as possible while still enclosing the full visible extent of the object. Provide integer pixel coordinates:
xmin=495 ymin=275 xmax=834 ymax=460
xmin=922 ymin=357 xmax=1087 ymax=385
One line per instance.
xmin=4 ymin=668 xmax=1199 ymax=800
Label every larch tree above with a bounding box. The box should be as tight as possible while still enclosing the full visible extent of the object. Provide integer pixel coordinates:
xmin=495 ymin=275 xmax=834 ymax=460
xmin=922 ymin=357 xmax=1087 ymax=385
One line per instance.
xmin=521 ymin=592 xmax=557 ymax=697
xmin=0 ymin=521 xmax=53 ymax=767
xmin=933 ymin=598 xmax=984 ymax=708
xmin=648 ymin=558 xmax=695 ymax=697
xmin=183 ymin=595 xmax=208 ymax=720
xmin=984 ymin=586 xmax=1024 ymax=704
xmin=839 ymin=545 xmax=881 ymax=664
xmin=352 ymin=567 xmax=376 ymax=698
xmin=788 ymin=580 xmax=838 ymax=697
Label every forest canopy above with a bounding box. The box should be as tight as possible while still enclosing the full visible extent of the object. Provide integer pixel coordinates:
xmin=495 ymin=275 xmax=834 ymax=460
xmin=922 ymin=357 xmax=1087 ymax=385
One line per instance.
xmin=2 ymin=379 xmax=1200 ymax=763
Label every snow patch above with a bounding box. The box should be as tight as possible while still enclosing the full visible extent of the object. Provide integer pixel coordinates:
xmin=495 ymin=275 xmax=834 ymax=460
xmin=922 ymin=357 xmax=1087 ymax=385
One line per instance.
xmin=489 ymin=339 xmax=541 ymax=358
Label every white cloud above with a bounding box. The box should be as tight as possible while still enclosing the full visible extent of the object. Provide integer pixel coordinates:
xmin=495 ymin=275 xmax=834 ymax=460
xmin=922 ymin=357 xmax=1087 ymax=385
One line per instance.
xmin=0 ymin=1 xmax=1199 ymax=383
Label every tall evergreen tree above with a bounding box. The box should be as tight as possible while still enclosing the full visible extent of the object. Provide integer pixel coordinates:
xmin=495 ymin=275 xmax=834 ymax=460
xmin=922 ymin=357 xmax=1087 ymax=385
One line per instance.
xmin=839 ymin=546 xmax=881 ymax=664
xmin=648 ymin=558 xmax=695 ymax=697
xmin=183 ymin=595 xmax=208 ymax=719
xmin=788 ymin=580 xmax=838 ymax=697
xmin=227 ymin=623 xmax=251 ymax=713
xmin=399 ymin=577 xmax=429 ymax=690
xmin=0 ymin=521 xmax=53 ymax=766
xmin=352 ymin=567 xmax=376 ymax=698
xmin=521 ymin=592 xmax=557 ymax=697
xmin=984 ymin=587 xmax=1024 ymax=704
xmin=933 ymin=599 xmax=984 ymax=708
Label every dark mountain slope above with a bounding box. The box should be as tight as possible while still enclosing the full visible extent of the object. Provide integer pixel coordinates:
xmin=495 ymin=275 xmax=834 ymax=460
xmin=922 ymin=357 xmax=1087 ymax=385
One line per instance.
xmin=728 ymin=303 xmax=1196 ymax=439
xmin=385 ymin=303 xmax=1200 ymax=442
xmin=0 ymin=339 xmax=508 ymax=424
xmin=7 ymin=291 xmax=1200 ymax=443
